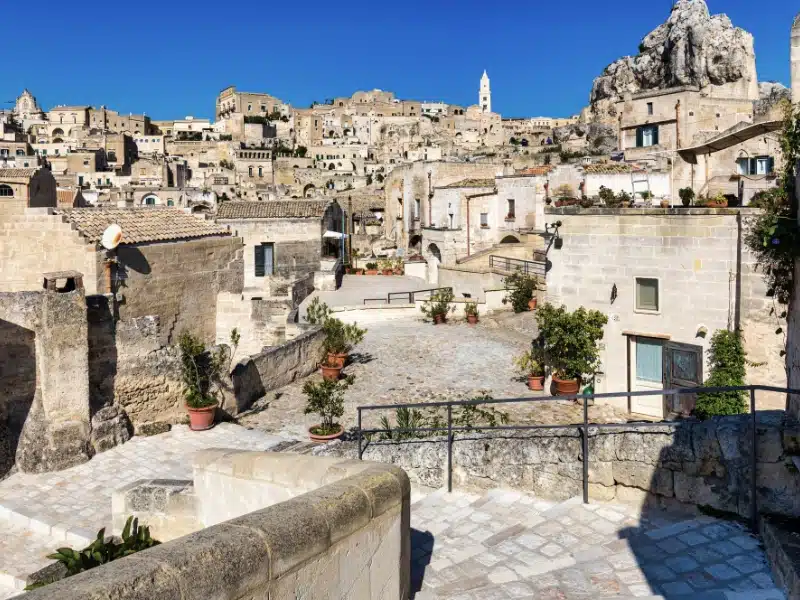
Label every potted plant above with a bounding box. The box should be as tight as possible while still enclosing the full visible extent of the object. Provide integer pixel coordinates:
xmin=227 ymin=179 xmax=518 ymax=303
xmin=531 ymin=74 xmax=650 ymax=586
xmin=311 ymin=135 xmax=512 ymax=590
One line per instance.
xmin=393 ymin=257 xmax=404 ymax=275
xmin=599 ymin=186 xmax=620 ymax=208
xmin=465 ymin=301 xmax=479 ymax=325
xmin=322 ymin=317 xmax=366 ymax=369
xmin=514 ymin=350 xmax=545 ymax=391
xmin=679 ymin=187 xmax=694 ymax=207
xmin=179 ymin=332 xmax=226 ymax=431
xmin=660 ymin=198 xmax=670 ymax=208
xmin=705 ymin=192 xmax=728 ymax=208
xmin=421 ymin=288 xmax=455 ymax=324
xmin=365 ymin=262 xmax=378 ymax=275
xmin=534 ymin=303 xmax=607 ymax=397
xmin=320 ymin=356 xmax=342 ymax=381
xmin=617 ymin=190 xmax=632 ymax=208
xmin=640 ymin=190 xmax=653 ymax=205
xmin=502 ymin=271 xmax=539 ymax=313
xmin=303 ymin=376 xmax=354 ymax=442
xmin=379 ymin=259 xmax=394 ymax=275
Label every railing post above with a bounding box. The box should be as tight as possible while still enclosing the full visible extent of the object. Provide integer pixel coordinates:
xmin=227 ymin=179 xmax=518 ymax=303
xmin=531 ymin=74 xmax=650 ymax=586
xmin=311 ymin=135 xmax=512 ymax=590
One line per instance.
xmin=750 ymin=388 xmax=758 ymax=532
xmin=357 ymin=408 xmax=363 ymax=460
xmin=447 ymin=404 xmax=453 ymax=493
xmin=582 ymin=396 xmax=589 ymax=504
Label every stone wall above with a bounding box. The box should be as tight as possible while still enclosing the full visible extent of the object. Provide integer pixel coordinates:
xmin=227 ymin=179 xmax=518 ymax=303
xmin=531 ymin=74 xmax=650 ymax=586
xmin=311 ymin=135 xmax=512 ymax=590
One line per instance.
xmin=108 ymin=236 xmax=244 ymax=346
xmin=545 ymin=207 xmax=785 ymax=415
xmin=33 ymin=452 xmax=411 ymax=600
xmin=224 ymin=326 xmax=325 ymax=415
xmin=350 ymin=411 xmax=800 ymax=521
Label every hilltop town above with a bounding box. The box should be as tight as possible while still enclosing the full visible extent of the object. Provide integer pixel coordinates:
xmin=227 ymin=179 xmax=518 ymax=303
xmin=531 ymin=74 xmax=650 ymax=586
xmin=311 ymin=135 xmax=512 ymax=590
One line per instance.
xmin=2 ymin=1 xmax=800 ymax=600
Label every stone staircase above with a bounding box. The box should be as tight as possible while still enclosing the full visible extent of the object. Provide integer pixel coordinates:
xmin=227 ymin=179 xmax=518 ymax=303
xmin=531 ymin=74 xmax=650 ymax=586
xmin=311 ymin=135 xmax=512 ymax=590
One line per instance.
xmin=410 ymin=488 xmax=785 ymax=599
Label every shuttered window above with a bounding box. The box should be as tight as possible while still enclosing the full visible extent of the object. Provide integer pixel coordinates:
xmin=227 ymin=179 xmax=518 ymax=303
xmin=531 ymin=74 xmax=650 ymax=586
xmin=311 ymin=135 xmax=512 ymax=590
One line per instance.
xmin=635 ymin=278 xmax=659 ymax=312
xmin=254 ymin=243 xmax=274 ymax=277
xmin=636 ymin=126 xmax=659 ymax=148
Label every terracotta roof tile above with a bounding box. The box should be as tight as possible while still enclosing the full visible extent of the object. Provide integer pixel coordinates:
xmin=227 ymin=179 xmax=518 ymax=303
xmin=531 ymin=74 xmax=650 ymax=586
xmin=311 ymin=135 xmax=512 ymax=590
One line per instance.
xmin=59 ymin=207 xmax=230 ymax=245
xmin=441 ymin=178 xmax=496 ymax=189
xmin=216 ymin=200 xmax=330 ymax=219
xmin=0 ymin=168 xmax=38 ymax=179
xmin=583 ymin=163 xmax=645 ymax=174
xmin=518 ymin=165 xmax=554 ymax=176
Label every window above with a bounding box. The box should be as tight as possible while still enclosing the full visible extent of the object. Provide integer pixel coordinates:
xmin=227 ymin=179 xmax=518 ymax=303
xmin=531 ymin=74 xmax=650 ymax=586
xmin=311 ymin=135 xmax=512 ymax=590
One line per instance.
xmin=636 ymin=338 xmax=663 ymax=383
xmin=480 ymin=212 xmax=489 ymax=227
xmin=646 ymin=102 xmax=653 ymax=116
xmin=254 ymin=243 xmax=274 ymax=277
xmin=737 ymin=156 xmax=774 ymax=176
xmin=248 ymin=166 xmax=253 ymax=177
xmin=144 ymin=196 xmax=156 ymax=205
xmin=0 ymin=149 xmax=7 ymax=156
xmin=415 ymin=198 xmax=421 ymax=219
xmin=0 ymin=184 xmax=13 ymax=197
xmin=167 ymin=200 xmax=174 ymax=206
xmin=507 ymin=199 xmax=516 ymax=219
xmin=258 ymin=166 xmax=263 ymax=177
xmin=636 ymin=126 xmax=659 ymax=148
xmin=635 ymin=278 xmax=659 ymax=312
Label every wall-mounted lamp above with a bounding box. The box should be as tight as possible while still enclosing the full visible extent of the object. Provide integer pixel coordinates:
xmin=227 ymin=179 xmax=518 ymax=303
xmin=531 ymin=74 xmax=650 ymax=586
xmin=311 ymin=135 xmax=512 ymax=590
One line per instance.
xmin=696 ymin=325 xmax=708 ymax=339
xmin=610 ymin=283 xmax=618 ymax=305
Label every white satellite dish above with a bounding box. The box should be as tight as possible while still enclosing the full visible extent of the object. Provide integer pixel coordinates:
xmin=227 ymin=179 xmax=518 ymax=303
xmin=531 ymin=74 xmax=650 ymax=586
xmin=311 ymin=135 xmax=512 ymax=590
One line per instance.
xmin=101 ymin=224 xmax=122 ymax=250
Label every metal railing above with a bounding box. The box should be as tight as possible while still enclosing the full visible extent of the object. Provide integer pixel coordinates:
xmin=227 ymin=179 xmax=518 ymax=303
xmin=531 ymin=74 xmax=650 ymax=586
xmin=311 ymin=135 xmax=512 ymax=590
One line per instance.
xmin=363 ymin=286 xmax=453 ymax=305
xmin=356 ymin=385 xmax=800 ymax=532
xmin=489 ymin=255 xmax=546 ymax=278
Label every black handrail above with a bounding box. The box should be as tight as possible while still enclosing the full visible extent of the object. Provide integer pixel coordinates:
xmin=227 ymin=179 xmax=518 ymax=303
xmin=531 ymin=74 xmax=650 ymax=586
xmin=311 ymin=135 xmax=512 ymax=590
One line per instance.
xmin=362 ymin=286 xmax=453 ymax=305
xmin=356 ymin=384 xmax=800 ymax=532
xmin=489 ymin=255 xmax=546 ymax=278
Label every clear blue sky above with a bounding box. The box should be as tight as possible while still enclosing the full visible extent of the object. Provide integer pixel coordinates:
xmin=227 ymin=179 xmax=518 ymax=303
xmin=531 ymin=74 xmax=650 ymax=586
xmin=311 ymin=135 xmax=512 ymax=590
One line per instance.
xmin=1 ymin=1 xmax=796 ymax=120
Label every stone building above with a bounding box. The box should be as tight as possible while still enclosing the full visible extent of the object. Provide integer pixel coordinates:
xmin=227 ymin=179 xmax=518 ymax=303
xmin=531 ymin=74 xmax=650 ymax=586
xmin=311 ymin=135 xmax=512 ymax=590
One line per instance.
xmin=11 ymin=89 xmax=44 ymax=121
xmin=216 ymin=200 xmax=343 ymax=297
xmin=0 ymin=168 xmax=57 ymax=214
xmin=545 ymin=206 xmax=784 ymax=417
xmin=216 ymin=86 xmax=284 ymax=121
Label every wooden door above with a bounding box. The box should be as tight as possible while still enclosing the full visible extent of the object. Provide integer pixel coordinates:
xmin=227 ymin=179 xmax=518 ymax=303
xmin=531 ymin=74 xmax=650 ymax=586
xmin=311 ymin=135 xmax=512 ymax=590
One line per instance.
xmin=663 ymin=342 xmax=703 ymax=417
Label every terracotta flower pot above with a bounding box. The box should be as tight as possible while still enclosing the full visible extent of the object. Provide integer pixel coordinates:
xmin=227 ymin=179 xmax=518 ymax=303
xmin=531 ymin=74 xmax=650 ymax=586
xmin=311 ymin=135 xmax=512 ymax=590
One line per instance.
xmin=321 ymin=364 xmax=342 ymax=381
xmin=327 ymin=352 xmax=348 ymax=369
xmin=467 ymin=314 xmax=478 ymax=325
xmin=706 ymin=200 xmax=727 ymax=208
xmin=528 ymin=375 xmax=545 ymax=391
xmin=366 ymin=270 xmax=378 ymax=275
xmin=552 ymin=376 xmax=580 ymax=396
xmin=433 ymin=314 xmax=447 ymax=325
xmin=382 ymin=269 xmax=393 ymax=276
xmin=345 ymin=268 xmax=352 ymax=274
xmin=660 ymin=200 xmax=670 ymax=208
xmin=309 ymin=424 xmax=344 ymax=443
xmin=528 ymin=298 xmax=538 ymax=311
xmin=186 ymin=404 xmax=216 ymax=431
xmin=394 ymin=269 xmax=403 ymax=275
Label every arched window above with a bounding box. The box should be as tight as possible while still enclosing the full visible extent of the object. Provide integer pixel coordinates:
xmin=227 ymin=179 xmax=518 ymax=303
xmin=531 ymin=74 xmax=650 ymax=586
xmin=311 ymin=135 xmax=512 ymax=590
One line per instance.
xmin=52 ymin=128 xmax=64 ymax=136
xmin=167 ymin=199 xmax=174 ymax=206
xmin=16 ymin=149 xmax=25 ymax=156
xmin=0 ymin=184 xmax=13 ymax=197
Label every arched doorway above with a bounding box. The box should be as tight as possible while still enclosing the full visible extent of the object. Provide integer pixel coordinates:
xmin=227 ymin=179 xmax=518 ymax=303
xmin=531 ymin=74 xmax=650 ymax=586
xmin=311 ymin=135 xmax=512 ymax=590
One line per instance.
xmin=426 ymin=243 xmax=442 ymax=284
xmin=142 ymin=194 xmax=160 ymax=206
xmin=409 ymin=235 xmax=422 ymax=253
xmin=500 ymin=235 xmax=520 ymax=244
xmin=427 ymin=243 xmax=442 ymax=263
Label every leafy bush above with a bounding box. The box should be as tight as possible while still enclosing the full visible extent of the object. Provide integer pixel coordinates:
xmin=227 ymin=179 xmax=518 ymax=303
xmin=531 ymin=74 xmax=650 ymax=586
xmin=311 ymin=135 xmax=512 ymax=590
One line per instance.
xmin=179 ymin=332 xmax=225 ymax=408
xmin=465 ymin=302 xmax=479 ymax=317
xmin=305 ymin=297 xmax=332 ymax=325
xmin=679 ymin=187 xmax=695 ymax=207
xmin=502 ymin=272 xmax=538 ymax=313
xmin=694 ymin=330 xmax=748 ymax=420
xmin=27 ymin=517 xmax=160 ymax=590
xmin=322 ymin=318 xmax=366 ymax=355
xmin=513 ymin=350 xmax=544 ymax=376
xmin=535 ymin=304 xmax=608 ymax=381
xmin=303 ymin=376 xmax=353 ymax=435
xmin=365 ymin=262 xmax=378 ymax=270
xmin=617 ymin=190 xmax=632 ymax=204
xmin=599 ymin=186 xmax=619 ymax=207
xmin=378 ymin=395 xmax=509 ymax=440
xmin=421 ymin=288 xmax=455 ymax=321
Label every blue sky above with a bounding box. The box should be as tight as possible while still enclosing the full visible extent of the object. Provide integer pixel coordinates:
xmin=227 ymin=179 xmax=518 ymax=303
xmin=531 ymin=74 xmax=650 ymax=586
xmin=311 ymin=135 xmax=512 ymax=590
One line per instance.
xmin=1 ymin=1 xmax=796 ymax=120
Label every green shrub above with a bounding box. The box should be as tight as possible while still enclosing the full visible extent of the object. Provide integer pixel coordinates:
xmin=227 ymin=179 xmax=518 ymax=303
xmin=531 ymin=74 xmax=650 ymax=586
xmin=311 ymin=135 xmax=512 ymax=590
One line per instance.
xmin=535 ymin=304 xmax=607 ymax=381
xmin=179 ymin=332 xmax=225 ymax=408
xmin=305 ymin=297 xmax=332 ymax=325
xmin=303 ymin=376 xmax=353 ymax=435
xmin=679 ymin=187 xmax=695 ymax=206
xmin=502 ymin=271 xmax=538 ymax=313
xmin=322 ymin=318 xmax=366 ymax=355
xmin=421 ymin=288 xmax=455 ymax=321
xmin=599 ymin=186 xmax=619 ymax=207
xmin=694 ymin=330 xmax=748 ymax=419
xmin=26 ymin=517 xmax=160 ymax=590
xmin=378 ymin=396 xmax=509 ymax=440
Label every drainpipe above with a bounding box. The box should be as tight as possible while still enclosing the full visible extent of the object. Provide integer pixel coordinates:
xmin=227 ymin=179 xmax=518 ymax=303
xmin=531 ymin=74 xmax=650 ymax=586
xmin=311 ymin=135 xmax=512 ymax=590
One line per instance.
xmin=675 ymin=100 xmax=681 ymax=150
xmin=735 ymin=211 xmax=742 ymax=331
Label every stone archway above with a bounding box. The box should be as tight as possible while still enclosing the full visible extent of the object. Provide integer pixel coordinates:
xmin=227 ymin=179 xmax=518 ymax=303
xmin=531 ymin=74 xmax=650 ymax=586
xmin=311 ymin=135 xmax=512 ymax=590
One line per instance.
xmin=426 ymin=243 xmax=442 ymax=284
xmin=500 ymin=235 xmax=521 ymax=244
xmin=409 ymin=234 xmax=422 ymax=253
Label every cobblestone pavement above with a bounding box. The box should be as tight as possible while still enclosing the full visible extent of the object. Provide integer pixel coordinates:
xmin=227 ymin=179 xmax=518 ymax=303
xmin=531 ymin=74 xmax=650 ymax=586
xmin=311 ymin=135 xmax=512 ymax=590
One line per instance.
xmin=411 ymin=489 xmax=784 ymax=599
xmin=238 ymin=318 xmax=632 ymax=439
xmin=0 ymin=424 xmax=284 ymax=593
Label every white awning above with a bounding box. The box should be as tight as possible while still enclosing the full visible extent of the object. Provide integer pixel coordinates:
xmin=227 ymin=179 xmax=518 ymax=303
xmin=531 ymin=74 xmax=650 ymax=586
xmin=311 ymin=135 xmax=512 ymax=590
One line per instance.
xmin=323 ymin=230 xmax=345 ymax=239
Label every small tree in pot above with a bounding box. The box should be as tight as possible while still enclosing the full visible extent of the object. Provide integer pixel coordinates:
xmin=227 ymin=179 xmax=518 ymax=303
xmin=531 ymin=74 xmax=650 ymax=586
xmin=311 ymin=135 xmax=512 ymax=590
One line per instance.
xmin=465 ymin=301 xmax=479 ymax=325
xmin=514 ymin=350 xmax=545 ymax=391
xmin=303 ymin=375 xmax=354 ymax=441
xmin=421 ymin=288 xmax=455 ymax=324
xmin=322 ymin=317 xmax=366 ymax=371
xmin=534 ymin=304 xmax=607 ymax=396
xmin=179 ymin=331 xmax=232 ymax=431
xmin=503 ymin=272 xmax=539 ymax=313
xmin=679 ymin=187 xmax=695 ymax=207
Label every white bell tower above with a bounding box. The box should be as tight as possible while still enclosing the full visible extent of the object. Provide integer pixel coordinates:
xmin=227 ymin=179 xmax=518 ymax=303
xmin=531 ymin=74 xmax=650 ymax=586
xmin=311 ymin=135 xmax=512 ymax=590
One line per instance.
xmin=479 ymin=70 xmax=491 ymax=114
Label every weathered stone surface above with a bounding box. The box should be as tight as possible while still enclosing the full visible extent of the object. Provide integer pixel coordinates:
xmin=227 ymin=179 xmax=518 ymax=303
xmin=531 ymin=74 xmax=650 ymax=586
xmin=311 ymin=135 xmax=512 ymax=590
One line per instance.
xmin=613 ymin=461 xmax=673 ymax=497
xmin=90 ymin=405 xmax=132 ymax=454
xmin=755 ymin=81 xmax=791 ymax=116
xmin=133 ymin=421 xmax=172 ymax=436
xmin=589 ymin=0 xmax=758 ymax=121
xmin=553 ymin=123 xmax=617 ymax=154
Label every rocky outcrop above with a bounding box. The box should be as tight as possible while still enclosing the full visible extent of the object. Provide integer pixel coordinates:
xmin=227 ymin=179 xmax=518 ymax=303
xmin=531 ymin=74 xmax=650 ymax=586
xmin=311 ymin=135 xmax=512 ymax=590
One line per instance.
xmin=90 ymin=405 xmax=133 ymax=454
xmin=589 ymin=0 xmax=758 ymax=122
xmin=553 ymin=123 xmax=617 ymax=154
xmin=755 ymin=81 xmax=791 ymax=117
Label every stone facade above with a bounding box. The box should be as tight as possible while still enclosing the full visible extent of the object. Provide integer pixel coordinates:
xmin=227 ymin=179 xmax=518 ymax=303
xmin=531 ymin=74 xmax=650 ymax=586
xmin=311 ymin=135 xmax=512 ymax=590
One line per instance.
xmin=545 ymin=208 xmax=785 ymax=416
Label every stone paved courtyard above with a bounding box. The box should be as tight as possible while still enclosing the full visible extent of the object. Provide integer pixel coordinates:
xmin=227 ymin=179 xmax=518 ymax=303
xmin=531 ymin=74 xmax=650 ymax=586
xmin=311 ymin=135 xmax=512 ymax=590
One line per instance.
xmin=238 ymin=318 xmax=632 ymax=439
xmin=410 ymin=489 xmax=784 ymax=599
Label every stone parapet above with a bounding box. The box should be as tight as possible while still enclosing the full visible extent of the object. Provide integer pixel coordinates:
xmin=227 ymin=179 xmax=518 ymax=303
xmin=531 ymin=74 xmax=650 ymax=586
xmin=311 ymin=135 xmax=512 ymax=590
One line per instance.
xmin=30 ymin=452 xmax=411 ymax=600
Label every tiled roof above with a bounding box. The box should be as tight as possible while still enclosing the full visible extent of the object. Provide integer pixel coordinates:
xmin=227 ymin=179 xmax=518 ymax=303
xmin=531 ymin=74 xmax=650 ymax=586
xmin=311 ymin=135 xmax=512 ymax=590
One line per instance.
xmin=441 ymin=178 xmax=496 ymax=189
xmin=583 ymin=164 xmax=644 ymax=174
xmin=0 ymin=168 xmax=37 ymax=179
xmin=56 ymin=188 xmax=77 ymax=207
xmin=518 ymin=166 xmax=554 ymax=176
xmin=59 ymin=207 xmax=231 ymax=244
xmin=216 ymin=200 xmax=330 ymax=219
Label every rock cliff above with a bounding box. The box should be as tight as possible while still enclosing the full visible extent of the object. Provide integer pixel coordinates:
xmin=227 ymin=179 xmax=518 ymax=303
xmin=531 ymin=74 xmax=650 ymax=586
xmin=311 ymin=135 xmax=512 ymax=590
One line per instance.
xmin=589 ymin=0 xmax=758 ymax=122
xmin=755 ymin=81 xmax=791 ymax=117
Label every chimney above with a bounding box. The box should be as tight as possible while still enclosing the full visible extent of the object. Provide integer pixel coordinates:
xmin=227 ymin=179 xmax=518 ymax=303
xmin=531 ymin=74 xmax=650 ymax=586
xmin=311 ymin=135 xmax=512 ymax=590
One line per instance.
xmin=793 ymin=14 xmax=800 ymax=103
